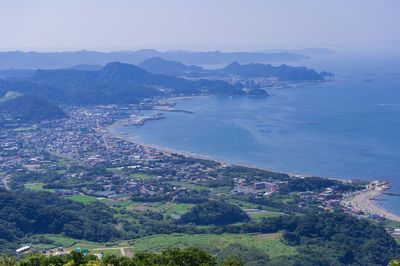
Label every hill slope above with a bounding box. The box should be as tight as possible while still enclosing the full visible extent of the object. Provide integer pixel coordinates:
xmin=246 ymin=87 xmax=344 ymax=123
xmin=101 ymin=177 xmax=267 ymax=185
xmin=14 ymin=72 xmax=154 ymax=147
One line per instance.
xmin=28 ymin=62 xmax=245 ymax=104
xmin=0 ymin=189 xmax=119 ymax=254
xmin=0 ymin=94 xmax=66 ymax=122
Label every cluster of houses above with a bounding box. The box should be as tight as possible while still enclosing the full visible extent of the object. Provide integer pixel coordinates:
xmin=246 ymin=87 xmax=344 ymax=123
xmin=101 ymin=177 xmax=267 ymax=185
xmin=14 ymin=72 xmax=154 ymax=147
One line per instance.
xmin=297 ymin=186 xmax=343 ymax=210
xmin=0 ymin=106 xmax=244 ymax=201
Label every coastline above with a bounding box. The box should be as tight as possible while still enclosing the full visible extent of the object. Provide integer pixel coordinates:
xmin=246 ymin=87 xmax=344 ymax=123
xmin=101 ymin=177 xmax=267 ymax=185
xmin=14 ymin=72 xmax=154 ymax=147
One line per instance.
xmin=346 ymin=182 xmax=400 ymax=222
xmin=105 ymin=126 xmax=309 ymax=178
xmin=105 ymin=123 xmax=400 ymax=223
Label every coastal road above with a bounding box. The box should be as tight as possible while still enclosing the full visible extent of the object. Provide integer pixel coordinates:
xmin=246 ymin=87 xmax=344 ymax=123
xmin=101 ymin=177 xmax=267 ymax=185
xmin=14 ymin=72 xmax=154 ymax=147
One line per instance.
xmin=96 ymin=119 xmax=110 ymax=150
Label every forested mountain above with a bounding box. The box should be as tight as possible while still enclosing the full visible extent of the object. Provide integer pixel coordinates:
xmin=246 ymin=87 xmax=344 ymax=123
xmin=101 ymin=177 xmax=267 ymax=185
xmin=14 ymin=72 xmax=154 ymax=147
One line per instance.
xmin=139 ymin=57 xmax=328 ymax=81
xmin=0 ymin=62 xmax=244 ymax=108
xmin=0 ymin=189 xmax=119 ymax=254
xmin=0 ymin=94 xmax=66 ymax=122
xmin=0 ymin=59 xmax=330 ymax=123
xmin=0 ymin=50 xmax=309 ymax=69
xmin=30 ymin=62 xmax=244 ymax=104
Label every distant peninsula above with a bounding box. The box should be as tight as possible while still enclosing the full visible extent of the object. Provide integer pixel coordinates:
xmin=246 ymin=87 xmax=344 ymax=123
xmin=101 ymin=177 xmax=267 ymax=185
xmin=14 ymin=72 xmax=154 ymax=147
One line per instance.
xmin=0 ymin=58 xmax=332 ymax=123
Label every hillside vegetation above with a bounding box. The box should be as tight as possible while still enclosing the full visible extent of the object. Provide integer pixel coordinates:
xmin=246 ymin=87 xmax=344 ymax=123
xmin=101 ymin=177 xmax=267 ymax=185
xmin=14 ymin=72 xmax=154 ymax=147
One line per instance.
xmin=0 ymin=94 xmax=66 ymax=122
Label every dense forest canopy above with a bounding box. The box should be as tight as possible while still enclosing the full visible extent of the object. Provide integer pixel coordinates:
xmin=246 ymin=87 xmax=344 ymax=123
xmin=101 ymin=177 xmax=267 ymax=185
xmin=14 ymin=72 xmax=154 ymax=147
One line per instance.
xmin=179 ymin=201 xmax=249 ymax=225
xmin=0 ymin=94 xmax=66 ymax=122
xmin=0 ymin=189 xmax=119 ymax=254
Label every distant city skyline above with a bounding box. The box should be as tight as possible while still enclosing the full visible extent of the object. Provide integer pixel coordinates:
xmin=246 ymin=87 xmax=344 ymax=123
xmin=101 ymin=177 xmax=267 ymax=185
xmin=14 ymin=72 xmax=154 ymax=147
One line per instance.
xmin=0 ymin=0 xmax=399 ymax=52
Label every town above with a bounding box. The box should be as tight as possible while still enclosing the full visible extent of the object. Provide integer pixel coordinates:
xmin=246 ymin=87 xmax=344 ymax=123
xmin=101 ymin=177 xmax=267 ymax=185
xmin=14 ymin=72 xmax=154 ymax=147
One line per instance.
xmin=0 ymin=104 xmax=371 ymax=218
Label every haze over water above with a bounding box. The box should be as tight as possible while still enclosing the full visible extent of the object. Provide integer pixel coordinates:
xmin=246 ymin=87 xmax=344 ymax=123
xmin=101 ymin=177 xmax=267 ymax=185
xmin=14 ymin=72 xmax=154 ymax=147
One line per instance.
xmin=112 ymin=53 xmax=400 ymax=215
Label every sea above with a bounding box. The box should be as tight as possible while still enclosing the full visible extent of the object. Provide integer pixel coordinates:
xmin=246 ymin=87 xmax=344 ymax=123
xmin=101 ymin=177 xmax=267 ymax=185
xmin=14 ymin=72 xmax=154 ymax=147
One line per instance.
xmin=111 ymin=51 xmax=400 ymax=216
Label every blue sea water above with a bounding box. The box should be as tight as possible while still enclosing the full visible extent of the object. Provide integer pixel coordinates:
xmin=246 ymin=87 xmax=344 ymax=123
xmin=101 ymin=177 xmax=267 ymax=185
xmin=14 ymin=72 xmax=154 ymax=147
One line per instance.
xmin=112 ymin=53 xmax=400 ymax=215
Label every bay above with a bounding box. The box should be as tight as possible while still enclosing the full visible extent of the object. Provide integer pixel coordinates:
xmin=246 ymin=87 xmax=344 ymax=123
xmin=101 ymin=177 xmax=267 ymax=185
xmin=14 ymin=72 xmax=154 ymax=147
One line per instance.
xmin=112 ymin=54 xmax=400 ymax=215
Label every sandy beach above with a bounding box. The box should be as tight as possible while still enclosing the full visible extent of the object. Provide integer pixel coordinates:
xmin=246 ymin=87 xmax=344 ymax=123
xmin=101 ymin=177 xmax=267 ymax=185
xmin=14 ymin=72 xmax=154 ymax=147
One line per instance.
xmin=346 ymin=181 xmax=400 ymax=222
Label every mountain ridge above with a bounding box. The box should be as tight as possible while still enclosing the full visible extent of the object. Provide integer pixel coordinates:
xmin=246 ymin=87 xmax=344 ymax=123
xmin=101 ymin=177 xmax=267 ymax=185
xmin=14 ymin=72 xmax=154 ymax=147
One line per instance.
xmin=0 ymin=49 xmax=309 ymax=69
xmin=139 ymin=57 xmax=328 ymax=81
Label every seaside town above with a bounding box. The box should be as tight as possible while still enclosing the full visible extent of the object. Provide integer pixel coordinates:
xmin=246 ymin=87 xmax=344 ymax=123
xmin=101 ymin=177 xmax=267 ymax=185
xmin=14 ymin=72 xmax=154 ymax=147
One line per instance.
xmin=0 ymin=104 xmax=397 ymax=222
xmin=1 ymin=103 xmax=400 ymax=258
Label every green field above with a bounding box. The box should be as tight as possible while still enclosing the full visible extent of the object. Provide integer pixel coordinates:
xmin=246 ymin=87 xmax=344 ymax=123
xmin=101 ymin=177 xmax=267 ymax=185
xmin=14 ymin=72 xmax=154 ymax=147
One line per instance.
xmin=227 ymin=199 xmax=260 ymax=210
xmin=164 ymin=203 xmax=194 ymax=219
xmin=250 ymin=212 xmax=285 ymax=222
xmin=25 ymin=184 xmax=56 ymax=193
xmin=385 ymin=219 xmax=400 ymax=230
xmin=210 ymin=186 xmax=232 ymax=195
xmin=127 ymin=233 xmax=297 ymax=258
xmin=130 ymin=173 xmax=157 ymax=179
xmin=112 ymin=201 xmax=141 ymax=208
xmin=27 ymin=234 xmax=100 ymax=250
xmin=66 ymin=195 xmax=97 ymax=204
xmin=26 ymin=233 xmax=297 ymax=259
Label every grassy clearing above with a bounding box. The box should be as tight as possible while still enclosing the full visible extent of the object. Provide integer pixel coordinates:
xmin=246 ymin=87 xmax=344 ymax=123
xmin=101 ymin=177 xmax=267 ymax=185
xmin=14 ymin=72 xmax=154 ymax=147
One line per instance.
xmin=25 ymin=184 xmax=44 ymax=190
xmin=27 ymin=234 xmax=100 ymax=250
xmin=250 ymin=212 xmax=285 ymax=222
xmin=127 ymin=233 xmax=297 ymax=258
xmin=130 ymin=173 xmax=157 ymax=179
xmin=227 ymin=199 xmax=259 ymax=210
xmin=146 ymin=202 xmax=175 ymax=211
xmin=26 ymin=234 xmax=125 ymax=256
xmin=164 ymin=203 xmax=193 ymax=219
xmin=91 ymin=248 xmax=122 ymax=256
xmin=24 ymin=184 xmax=56 ymax=193
xmin=66 ymin=195 xmax=97 ymax=204
xmin=27 ymin=233 xmax=297 ymax=259
xmin=112 ymin=201 xmax=141 ymax=208
xmin=210 ymin=186 xmax=232 ymax=195
xmin=385 ymin=219 xmax=400 ymax=230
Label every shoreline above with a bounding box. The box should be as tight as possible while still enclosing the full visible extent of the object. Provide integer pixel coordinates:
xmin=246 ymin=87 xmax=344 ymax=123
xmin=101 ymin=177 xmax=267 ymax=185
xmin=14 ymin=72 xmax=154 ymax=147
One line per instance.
xmin=346 ymin=182 xmax=400 ymax=222
xmin=105 ymin=123 xmax=400 ymax=223
xmin=105 ymin=126 xmax=309 ymax=178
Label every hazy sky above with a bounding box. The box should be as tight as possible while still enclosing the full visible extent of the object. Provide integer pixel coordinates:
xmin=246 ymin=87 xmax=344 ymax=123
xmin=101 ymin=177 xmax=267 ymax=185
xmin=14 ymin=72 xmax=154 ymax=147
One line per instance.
xmin=0 ymin=0 xmax=399 ymax=51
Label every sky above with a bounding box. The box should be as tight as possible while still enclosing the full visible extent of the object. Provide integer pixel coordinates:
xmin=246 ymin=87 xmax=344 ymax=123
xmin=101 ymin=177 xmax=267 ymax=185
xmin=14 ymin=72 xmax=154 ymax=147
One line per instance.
xmin=0 ymin=0 xmax=399 ymax=52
